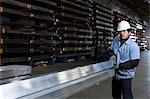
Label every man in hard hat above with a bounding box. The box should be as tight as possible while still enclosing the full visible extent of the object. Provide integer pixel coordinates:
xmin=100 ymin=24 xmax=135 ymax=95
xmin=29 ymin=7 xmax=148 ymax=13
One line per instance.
xmin=109 ymin=20 xmax=140 ymax=99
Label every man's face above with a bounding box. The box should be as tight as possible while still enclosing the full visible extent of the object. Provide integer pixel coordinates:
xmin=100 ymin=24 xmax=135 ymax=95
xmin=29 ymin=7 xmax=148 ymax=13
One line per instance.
xmin=119 ymin=30 xmax=131 ymax=40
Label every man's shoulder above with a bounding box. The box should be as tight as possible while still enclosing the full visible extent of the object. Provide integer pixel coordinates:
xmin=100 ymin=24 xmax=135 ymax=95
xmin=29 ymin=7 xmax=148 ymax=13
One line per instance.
xmin=128 ymin=40 xmax=139 ymax=50
xmin=129 ymin=39 xmax=138 ymax=46
xmin=113 ymin=36 xmax=119 ymax=42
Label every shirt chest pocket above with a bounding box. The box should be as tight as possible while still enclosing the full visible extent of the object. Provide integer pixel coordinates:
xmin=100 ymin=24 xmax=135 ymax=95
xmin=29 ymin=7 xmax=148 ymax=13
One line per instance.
xmin=119 ymin=48 xmax=129 ymax=60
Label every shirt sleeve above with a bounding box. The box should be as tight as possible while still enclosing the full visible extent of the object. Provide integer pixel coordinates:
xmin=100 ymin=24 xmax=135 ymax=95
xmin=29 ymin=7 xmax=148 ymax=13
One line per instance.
xmin=130 ymin=43 xmax=140 ymax=60
xmin=119 ymin=59 xmax=140 ymax=69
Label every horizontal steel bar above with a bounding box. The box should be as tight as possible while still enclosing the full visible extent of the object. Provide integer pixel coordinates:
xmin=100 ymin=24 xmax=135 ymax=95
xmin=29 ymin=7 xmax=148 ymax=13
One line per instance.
xmin=0 ymin=61 xmax=114 ymax=99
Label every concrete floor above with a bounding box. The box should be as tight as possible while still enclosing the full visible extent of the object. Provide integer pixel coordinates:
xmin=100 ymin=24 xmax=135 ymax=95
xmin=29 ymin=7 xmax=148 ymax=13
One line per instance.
xmin=67 ymin=51 xmax=150 ymax=99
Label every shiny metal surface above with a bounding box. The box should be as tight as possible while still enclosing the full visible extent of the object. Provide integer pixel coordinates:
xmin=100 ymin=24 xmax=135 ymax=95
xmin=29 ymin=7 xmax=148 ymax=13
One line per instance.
xmin=37 ymin=69 xmax=114 ymax=99
xmin=0 ymin=61 xmax=114 ymax=99
xmin=0 ymin=65 xmax=31 ymax=79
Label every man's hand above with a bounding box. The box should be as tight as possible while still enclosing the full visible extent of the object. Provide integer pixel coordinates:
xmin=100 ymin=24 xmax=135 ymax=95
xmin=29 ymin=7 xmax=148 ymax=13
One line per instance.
xmin=109 ymin=55 xmax=118 ymax=68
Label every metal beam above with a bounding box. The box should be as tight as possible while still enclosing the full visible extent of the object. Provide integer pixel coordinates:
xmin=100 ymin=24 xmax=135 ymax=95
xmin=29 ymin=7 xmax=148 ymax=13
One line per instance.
xmin=0 ymin=61 xmax=114 ymax=99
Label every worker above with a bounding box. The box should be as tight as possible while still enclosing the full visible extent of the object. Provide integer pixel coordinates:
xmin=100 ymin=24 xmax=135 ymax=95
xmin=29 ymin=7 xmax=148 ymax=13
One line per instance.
xmin=109 ymin=20 xmax=140 ymax=99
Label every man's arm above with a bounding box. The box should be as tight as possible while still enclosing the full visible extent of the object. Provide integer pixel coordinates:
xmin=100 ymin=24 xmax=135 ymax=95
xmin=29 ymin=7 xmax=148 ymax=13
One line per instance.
xmin=118 ymin=43 xmax=140 ymax=70
xmin=119 ymin=59 xmax=139 ymax=69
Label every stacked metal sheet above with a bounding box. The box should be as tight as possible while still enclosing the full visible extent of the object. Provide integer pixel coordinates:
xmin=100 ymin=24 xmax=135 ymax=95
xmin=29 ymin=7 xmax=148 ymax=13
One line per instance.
xmin=0 ymin=65 xmax=31 ymax=79
xmin=0 ymin=65 xmax=31 ymax=84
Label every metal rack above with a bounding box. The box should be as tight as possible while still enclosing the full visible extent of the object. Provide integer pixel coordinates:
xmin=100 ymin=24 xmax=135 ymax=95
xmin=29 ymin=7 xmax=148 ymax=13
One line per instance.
xmin=0 ymin=0 xmax=33 ymax=65
xmin=29 ymin=0 xmax=58 ymax=64
xmin=0 ymin=0 xmax=117 ymax=65
xmin=56 ymin=0 xmax=94 ymax=61
xmin=0 ymin=0 xmax=59 ymax=65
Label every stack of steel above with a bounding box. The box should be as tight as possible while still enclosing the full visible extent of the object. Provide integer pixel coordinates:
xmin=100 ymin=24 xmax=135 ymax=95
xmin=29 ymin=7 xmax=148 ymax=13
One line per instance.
xmin=0 ymin=0 xmax=34 ymax=65
xmin=29 ymin=0 xmax=58 ymax=65
xmin=0 ymin=0 xmax=60 ymax=65
xmin=92 ymin=2 xmax=114 ymax=60
xmin=0 ymin=0 xmax=117 ymax=65
xmin=0 ymin=65 xmax=31 ymax=84
xmin=56 ymin=0 xmax=94 ymax=62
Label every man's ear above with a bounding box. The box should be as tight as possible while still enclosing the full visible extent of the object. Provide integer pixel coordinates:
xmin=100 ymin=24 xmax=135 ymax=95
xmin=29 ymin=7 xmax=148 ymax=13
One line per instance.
xmin=129 ymin=31 xmax=131 ymax=35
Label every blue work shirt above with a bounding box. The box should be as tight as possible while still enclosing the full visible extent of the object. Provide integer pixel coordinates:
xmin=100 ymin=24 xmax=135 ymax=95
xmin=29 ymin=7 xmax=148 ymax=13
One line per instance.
xmin=110 ymin=36 xmax=140 ymax=79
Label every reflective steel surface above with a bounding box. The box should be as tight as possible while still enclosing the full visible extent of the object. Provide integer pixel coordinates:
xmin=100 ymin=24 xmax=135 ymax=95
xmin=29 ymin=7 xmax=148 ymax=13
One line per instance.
xmin=0 ymin=65 xmax=31 ymax=79
xmin=0 ymin=61 xmax=113 ymax=99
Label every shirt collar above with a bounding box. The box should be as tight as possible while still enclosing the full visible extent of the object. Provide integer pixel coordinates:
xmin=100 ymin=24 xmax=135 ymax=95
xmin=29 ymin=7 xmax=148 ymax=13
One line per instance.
xmin=124 ymin=37 xmax=131 ymax=45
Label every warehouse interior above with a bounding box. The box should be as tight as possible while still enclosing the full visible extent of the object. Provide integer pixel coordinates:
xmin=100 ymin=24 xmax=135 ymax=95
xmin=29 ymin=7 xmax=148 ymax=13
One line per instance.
xmin=0 ymin=0 xmax=149 ymax=99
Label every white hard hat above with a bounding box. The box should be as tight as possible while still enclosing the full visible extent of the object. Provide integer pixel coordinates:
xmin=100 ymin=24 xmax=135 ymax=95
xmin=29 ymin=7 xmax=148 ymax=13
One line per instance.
xmin=117 ymin=20 xmax=131 ymax=31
